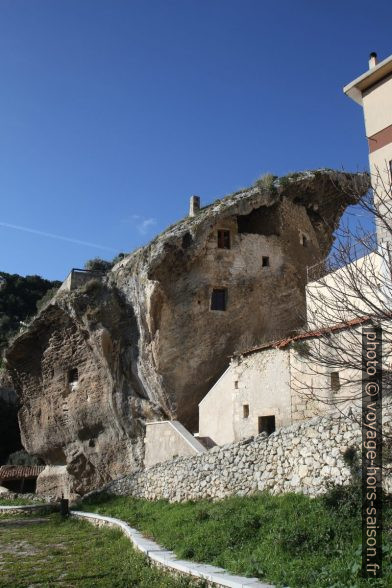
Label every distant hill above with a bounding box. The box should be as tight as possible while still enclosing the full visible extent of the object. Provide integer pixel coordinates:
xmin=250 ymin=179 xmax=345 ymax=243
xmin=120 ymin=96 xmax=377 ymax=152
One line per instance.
xmin=0 ymin=272 xmax=61 ymax=358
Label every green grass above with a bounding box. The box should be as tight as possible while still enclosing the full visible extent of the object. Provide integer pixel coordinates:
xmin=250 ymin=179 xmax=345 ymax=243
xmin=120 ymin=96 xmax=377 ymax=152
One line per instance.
xmin=0 ymin=513 xmax=202 ymax=587
xmin=80 ymin=488 xmax=392 ymax=588
xmin=0 ymin=497 xmax=42 ymax=506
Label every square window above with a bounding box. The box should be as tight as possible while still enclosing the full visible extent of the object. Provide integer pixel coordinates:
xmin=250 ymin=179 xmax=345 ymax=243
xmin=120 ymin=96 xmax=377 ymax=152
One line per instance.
xmin=262 ymin=256 xmax=270 ymax=267
xmin=211 ymin=288 xmax=227 ymax=311
xmin=330 ymin=371 xmax=340 ymax=393
xmin=217 ymin=230 xmax=231 ymax=249
xmin=243 ymin=404 xmax=249 ymax=419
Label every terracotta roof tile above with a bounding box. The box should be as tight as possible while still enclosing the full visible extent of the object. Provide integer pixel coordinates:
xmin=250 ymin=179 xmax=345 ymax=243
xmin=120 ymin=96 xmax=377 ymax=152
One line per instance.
xmin=0 ymin=465 xmax=45 ymax=481
xmin=235 ymin=315 xmax=377 ymax=358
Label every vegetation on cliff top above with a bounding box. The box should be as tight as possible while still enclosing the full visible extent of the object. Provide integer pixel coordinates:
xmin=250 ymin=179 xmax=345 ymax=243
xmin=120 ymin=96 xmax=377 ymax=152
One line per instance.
xmin=81 ymin=487 xmax=392 ymax=588
xmin=83 ymin=252 xmax=127 ymax=272
xmin=0 ymin=271 xmax=61 ymax=357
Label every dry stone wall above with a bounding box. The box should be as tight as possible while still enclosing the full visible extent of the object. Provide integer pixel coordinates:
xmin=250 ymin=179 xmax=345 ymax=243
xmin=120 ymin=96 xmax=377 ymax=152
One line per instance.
xmin=96 ymin=408 xmax=392 ymax=501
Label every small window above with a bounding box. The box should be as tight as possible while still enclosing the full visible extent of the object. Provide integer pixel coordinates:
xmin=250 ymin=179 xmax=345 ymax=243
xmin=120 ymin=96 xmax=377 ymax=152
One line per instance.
xmin=217 ymin=230 xmax=231 ymax=249
xmin=258 ymin=415 xmax=275 ymax=435
xmin=330 ymin=371 xmax=340 ymax=393
xmin=300 ymin=233 xmax=308 ymax=247
xmin=243 ymin=404 xmax=249 ymax=419
xmin=68 ymin=368 xmax=78 ymax=384
xmin=211 ymin=288 xmax=227 ymax=311
xmin=234 ymin=380 xmax=239 ymax=389
xmin=262 ymin=256 xmax=270 ymax=267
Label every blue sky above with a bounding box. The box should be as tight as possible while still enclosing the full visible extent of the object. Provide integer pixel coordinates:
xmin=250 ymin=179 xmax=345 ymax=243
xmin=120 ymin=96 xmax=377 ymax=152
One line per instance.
xmin=0 ymin=0 xmax=390 ymax=281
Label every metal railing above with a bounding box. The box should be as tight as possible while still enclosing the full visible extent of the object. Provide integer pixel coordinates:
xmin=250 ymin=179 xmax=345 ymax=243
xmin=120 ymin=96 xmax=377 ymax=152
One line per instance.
xmin=70 ymin=268 xmax=107 ymax=275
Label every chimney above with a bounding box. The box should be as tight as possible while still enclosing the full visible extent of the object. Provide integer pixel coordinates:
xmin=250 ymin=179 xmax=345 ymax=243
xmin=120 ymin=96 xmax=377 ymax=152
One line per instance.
xmin=369 ymin=52 xmax=378 ymax=69
xmin=189 ymin=195 xmax=201 ymax=217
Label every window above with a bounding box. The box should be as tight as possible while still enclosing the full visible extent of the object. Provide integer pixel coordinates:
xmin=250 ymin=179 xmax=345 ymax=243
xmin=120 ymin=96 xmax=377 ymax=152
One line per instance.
xmin=217 ymin=230 xmax=231 ymax=249
xmin=243 ymin=404 xmax=249 ymax=418
xmin=330 ymin=371 xmax=340 ymax=393
xmin=262 ymin=256 xmax=270 ymax=267
xmin=300 ymin=233 xmax=308 ymax=247
xmin=234 ymin=380 xmax=239 ymax=389
xmin=389 ymin=160 xmax=392 ymax=182
xmin=258 ymin=415 xmax=276 ymax=435
xmin=210 ymin=288 xmax=227 ymax=311
xmin=68 ymin=368 xmax=78 ymax=384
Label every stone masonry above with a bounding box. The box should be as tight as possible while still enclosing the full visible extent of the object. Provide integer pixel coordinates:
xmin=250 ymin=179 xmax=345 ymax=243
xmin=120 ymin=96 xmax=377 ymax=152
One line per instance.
xmin=90 ymin=405 xmax=392 ymax=502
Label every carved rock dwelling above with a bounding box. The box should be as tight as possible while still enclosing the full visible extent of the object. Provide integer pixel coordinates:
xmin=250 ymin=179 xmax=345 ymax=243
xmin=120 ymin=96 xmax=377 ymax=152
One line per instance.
xmin=5 ymin=169 xmax=369 ymax=496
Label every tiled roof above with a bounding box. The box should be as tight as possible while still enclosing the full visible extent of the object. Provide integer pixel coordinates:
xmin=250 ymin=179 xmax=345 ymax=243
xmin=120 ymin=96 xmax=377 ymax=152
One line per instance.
xmin=0 ymin=465 xmax=45 ymax=481
xmin=235 ymin=315 xmax=374 ymax=358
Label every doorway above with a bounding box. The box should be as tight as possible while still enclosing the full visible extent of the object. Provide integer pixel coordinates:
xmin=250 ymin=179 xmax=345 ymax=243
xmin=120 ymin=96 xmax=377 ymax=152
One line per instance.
xmin=258 ymin=415 xmax=276 ymax=436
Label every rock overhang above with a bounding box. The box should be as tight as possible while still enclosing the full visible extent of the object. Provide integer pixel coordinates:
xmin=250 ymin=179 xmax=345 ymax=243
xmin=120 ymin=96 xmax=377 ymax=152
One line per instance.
xmin=3 ymin=167 xmax=371 ymax=496
xmin=111 ymin=168 xmax=370 ymax=277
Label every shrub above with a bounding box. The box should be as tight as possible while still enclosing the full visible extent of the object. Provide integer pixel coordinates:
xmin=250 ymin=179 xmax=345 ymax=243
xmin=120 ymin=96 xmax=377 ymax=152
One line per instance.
xmin=254 ymin=173 xmax=278 ymax=193
xmin=82 ymin=278 xmax=103 ymax=294
xmin=84 ymin=258 xmax=113 ymax=272
xmin=36 ymin=286 xmax=59 ymax=312
xmin=111 ymin=252 xmax=126 ymax=265
xmin=7 ymin=449 xmax=43 ymax=466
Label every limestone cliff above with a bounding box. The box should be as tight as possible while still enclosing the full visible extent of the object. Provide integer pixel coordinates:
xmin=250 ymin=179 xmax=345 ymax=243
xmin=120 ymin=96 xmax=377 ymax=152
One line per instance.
xmin=5 ymin=169 xmax=369 ymax=496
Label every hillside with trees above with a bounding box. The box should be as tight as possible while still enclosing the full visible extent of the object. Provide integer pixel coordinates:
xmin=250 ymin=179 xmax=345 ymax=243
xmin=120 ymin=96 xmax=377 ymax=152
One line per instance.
xmin=0 ymin=272 xmax=61 ymax=358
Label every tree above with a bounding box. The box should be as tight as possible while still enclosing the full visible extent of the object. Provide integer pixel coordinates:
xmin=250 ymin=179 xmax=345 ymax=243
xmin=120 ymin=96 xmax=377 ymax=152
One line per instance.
xmin=0 ymin=272 xmax=61 ymax=355
xmin=290 ymin=163 xmax=392 ymax=445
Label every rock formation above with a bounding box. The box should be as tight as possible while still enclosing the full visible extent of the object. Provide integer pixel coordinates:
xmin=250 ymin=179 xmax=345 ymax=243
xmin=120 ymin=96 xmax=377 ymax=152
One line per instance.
xmin=5 ymin=170 xmax=370 ymax=496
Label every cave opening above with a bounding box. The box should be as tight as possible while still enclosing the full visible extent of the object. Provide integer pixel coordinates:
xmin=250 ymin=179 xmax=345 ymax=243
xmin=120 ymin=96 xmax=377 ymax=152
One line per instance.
xmin=237 ymin=204 xmax=280 ymax=235
xmin=0 ymin=398 xmax=23 ymax=465
xmin=68 ymin=367 xmax=79 ymax=384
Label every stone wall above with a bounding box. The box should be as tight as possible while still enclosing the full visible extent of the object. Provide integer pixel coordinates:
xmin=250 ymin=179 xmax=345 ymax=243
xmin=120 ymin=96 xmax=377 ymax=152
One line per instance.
xmin=144 ymin=421 xmax=206 ymax=468
xmin=58 ymin=269 xmax=104 ymax=293
xmin=95 ymin=407 xmax=391 ymax=502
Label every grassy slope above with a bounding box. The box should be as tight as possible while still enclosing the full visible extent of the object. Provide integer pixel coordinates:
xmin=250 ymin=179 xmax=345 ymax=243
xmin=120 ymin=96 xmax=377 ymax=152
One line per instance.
xmin=0 ymin=513 xmax=200 ymax=588
xmin=80 ymin=490 xmax=392 ymax=588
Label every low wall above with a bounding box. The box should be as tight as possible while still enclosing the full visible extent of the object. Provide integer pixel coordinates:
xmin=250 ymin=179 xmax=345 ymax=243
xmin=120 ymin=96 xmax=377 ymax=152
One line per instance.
xmin=0 ymin=503 xmax=57 ymax=515
xmin=58 ymin=269 xmax=104 ymax=293
xmin=95 ymin=408 xmax=392 ymax=501
xmin=71 ymin=511 xmax=272 ymax=587
xmin=144 ymin=421 xmax=206 ymax=468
